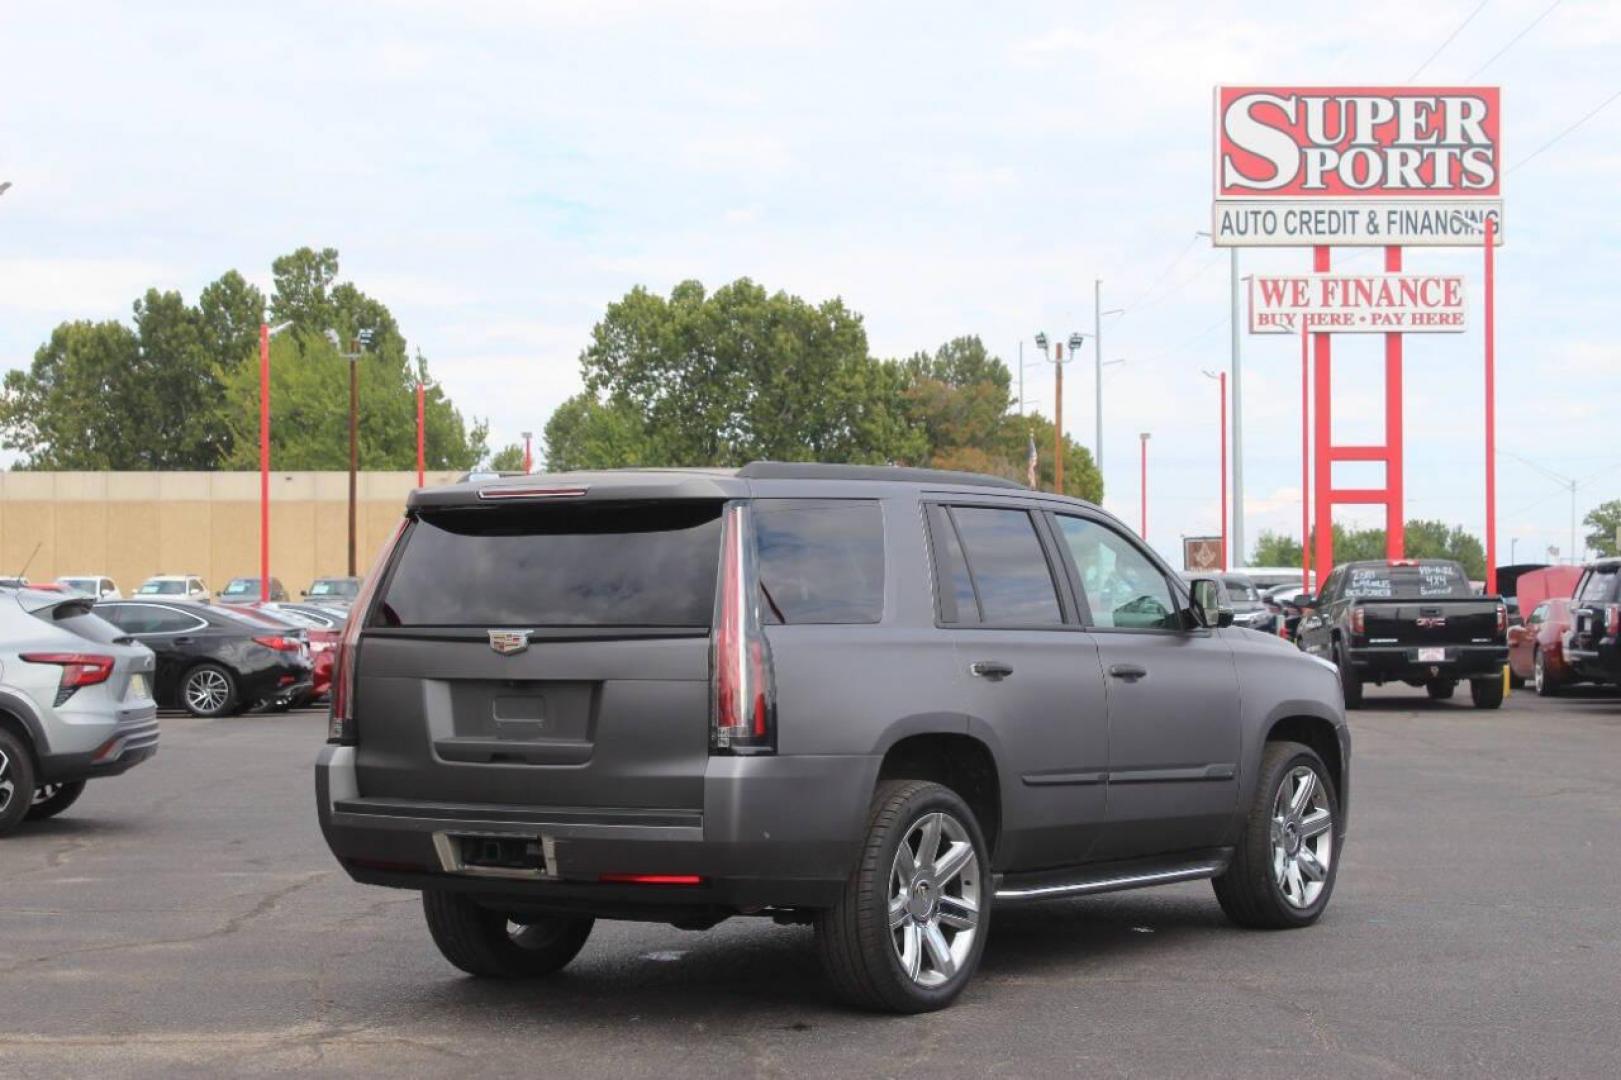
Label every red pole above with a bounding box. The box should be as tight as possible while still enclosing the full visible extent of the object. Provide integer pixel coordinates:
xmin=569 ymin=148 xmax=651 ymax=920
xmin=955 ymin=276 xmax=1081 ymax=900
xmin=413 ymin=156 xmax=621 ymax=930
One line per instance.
xmin=1312 ymin=245 xmax=1333 ymax=583
xmin=1219 ymin=371 xmax=1228 ymax=572
xmin=523 ymin=433 xmax=534 ymax=474
xmin=1385 ymin=245 xmax=1405 ymax=560
xmin=1300 ymin=317 xmax=1311 ymax=592
xmin=258 ymin=322 xmax=270 ymax=603
xmin=1484 ymin=216 xmax=1498 ymax=594
xmin=415 ymin=382 xmax=425 ymax=487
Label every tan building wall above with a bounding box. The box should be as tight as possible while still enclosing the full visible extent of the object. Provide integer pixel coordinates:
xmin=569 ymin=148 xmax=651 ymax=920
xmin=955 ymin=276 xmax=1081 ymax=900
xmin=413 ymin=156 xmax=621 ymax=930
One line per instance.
xmin=0 ymin=471 xmax=463 ymax=595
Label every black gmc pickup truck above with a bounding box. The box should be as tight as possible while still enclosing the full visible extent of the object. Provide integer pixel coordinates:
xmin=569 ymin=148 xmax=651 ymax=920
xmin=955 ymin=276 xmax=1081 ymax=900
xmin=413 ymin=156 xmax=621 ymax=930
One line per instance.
xmin=1296 ymin=559 xmax=1508 ymax=709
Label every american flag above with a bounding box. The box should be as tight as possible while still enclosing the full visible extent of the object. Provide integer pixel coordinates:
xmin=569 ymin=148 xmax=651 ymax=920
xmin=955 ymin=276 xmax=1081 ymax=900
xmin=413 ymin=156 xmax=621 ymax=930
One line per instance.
xmin=1026 ymin=431 xmax=1038 ymax=488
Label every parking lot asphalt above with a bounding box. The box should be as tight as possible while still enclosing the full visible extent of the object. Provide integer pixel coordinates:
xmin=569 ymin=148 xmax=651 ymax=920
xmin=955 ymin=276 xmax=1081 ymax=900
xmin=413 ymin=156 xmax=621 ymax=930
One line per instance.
xmin=2 ymin=685 xmax=1619 ymax=1079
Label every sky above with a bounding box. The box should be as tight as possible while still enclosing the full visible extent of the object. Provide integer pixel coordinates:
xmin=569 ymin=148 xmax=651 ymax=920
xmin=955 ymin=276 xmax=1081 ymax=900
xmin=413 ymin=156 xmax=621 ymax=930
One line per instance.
xmin=3 ymin=0 xmax=1619 ymax=568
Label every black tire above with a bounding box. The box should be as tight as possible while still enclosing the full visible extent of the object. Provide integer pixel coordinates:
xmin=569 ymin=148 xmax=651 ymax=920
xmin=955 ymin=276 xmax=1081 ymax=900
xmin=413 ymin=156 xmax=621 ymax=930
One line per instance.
xmin=1508 ymin=671 xmax=1526 ymax=690
xmin=180 ymin=663 xmax=238 ymax=718
xmin=0 ymin=729 xmax=39 ymax=837
xmin=421 ymin=890 xmax=593 ymax=978
xmin=1471 ymin=672 xmax=1505 ymax=709
xmin=815 ymin=779 xmax=991 ymax=1013
xmin=1425 ymin=680 xmax=1455 ymax=701
xmin=1533 ymin=647 xmax=1560 ymax=697
xmin=26 ymin=780 xmax=87 ymax=821
xmin=1335 ymin=642 xmax=1363 ymax=709
xmin=1213 ymin=740 xmax=1341 ymax=930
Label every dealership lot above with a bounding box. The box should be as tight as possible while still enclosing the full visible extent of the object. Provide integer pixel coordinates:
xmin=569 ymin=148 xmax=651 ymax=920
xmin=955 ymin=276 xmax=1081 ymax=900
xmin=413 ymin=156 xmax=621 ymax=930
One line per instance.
xmin=1 ymin=686 xmax=1617 ymax=1079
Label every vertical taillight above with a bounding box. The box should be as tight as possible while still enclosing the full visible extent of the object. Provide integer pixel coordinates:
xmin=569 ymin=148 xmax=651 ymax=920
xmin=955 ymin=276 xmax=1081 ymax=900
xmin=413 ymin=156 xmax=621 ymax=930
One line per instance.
xmin=1349 ymin=606 xmax=1365 ymax=635
xmin=329 ymin=520 xmax=409 ymax=745
xmin=1497 ymin=604 xmax=1509 ymax=635
xmin=1606 ymin=604 xmax=1620 ymax=637
xmin=711 ymin=502 xmax=776 ymax=754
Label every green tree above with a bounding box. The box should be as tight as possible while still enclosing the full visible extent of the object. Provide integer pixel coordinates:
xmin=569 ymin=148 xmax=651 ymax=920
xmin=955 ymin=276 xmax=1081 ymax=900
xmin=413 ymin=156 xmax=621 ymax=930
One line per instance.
xmin=269 ymin=246 xmax=340 ymax=331
xmin=578 ymin=278 xmax=922 ymax=466
xmin=0 ymin=321 xmax=143 ymax=468
xmin=1250 ymin=520 xmax=1486 ymax=579
xmin=487 ymin=443 xmax=527 ymax=471
xmin=1583 ymin=499 xmax=1621 ymax=557
xmin=1251 ymin=530 xmax=1303 ymax=566
xmin=197 ymin=270 xmax=266 ymax=371
xmin=542 ymin=392 xmax=654 ymax=471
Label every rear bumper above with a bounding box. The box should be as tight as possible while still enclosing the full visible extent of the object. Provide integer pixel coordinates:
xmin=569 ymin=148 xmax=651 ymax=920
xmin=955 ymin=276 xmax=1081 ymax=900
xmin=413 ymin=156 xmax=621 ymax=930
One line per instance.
xmin=315 ymin=746 xmax=881 ymax=913
xmin=1348 ymin=644 xmax=1507 ymax=682
xmin=38 ymin=708 xmax=160 ymax=783
xmin=1566 ymin=637 xmax=1621 ymax=683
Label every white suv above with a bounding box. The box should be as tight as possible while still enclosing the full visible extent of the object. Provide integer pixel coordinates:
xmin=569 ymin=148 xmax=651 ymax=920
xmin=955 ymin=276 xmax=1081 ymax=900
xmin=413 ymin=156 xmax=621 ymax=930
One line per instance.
xmin=0 ymin=588 xmax=158 ymax=835
xmin=135 ymin=574 xmax=210 ymax=603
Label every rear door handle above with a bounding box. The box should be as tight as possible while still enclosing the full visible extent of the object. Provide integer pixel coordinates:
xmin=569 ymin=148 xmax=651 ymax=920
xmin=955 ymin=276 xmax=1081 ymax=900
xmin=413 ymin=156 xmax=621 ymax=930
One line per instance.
xmin=1108 ymin=663 xmax=1148 ymax=682
xmin=970 ymin=660 xmax=1013 ymax=681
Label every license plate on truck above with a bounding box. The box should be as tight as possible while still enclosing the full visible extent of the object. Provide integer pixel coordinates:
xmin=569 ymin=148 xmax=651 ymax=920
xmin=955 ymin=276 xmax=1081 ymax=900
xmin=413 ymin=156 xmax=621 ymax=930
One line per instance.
xmin=1418 ymin=647 xmax=1447 ymax=662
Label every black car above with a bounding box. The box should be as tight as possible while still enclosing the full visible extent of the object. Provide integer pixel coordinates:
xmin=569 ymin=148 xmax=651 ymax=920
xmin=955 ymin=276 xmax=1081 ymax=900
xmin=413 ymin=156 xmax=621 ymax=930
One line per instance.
xmin=1296 ymin=559 xmax=1508 ymax=709
xmin=95 ymin=600 xmax=314 ymax=717
xmin=1566 ymin=558 xmax=1621 ymax=686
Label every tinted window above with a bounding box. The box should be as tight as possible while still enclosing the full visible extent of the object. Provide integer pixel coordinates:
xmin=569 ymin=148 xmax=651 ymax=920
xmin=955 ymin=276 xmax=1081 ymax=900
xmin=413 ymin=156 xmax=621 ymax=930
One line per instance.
xmin=946 ymin=507 xmax=1062 ymax=625
xmin=139 ymin=580 xmax=186 ymax=595
xmin=1056 ymin=516 xmax=1179 ymax=630
xmin=1221 ymin=576 xmax=1260 ymax=602
xmin=222 ymin=579 xmax=257 ymax=596
xmin=102 ymin=604 xmax=199 ymax=634
xmin=754 ymin=500 xmax=883 ymax=624
xmin=1343 ymin=562 xmax=1472 ymax=599
xmin=1578 ymin=567 xmax=1616 ymax=605
xmin=929 ymin=505 xmax=980 ymax=624
xmin=309 ymin=579 xmax=359 ymax=597
xmin=379 ymin=502 xmax=724 ymax=627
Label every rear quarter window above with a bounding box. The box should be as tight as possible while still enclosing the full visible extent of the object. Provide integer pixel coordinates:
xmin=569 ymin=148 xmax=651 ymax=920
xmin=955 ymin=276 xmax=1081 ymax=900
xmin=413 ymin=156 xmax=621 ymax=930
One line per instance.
xmin=378 ymin=502 xmax=724 ymax=627
xmin=754 ymin=499 xmax=884 ymax=624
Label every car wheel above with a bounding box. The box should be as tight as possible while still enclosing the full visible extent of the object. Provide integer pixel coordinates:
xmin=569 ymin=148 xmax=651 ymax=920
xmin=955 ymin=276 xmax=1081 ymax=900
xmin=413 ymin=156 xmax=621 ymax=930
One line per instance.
xmin=26 ymin=780 xmax=86 ymax=821
xmin=0 ymin=729 xmax=39 ymax=836
xmin=181 ymin=663 xmax=238 ymax=718
xmin=1533 ymin=648 xmax=1560 ymax=697
xmin=1214 ymin=740 xmax=1340 ymax=929
xmin=1335 ymin=642 xmax=1363 ymax=709
xmin=1470 ymin=672 xmax=1505 ymax=709
xmin=815 ymin=779 xmax=989 ymax=1013
xmin=1425 ymin=680 xmax=1455 ymax=701
xmin=421 ymin=890 xmax=593 ymax=978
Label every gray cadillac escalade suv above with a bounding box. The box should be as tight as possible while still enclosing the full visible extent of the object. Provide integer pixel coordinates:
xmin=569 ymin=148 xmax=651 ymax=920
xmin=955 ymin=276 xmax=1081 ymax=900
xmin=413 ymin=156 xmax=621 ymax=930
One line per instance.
xmin=316 ymin=463 xmax=1350 ymax=1012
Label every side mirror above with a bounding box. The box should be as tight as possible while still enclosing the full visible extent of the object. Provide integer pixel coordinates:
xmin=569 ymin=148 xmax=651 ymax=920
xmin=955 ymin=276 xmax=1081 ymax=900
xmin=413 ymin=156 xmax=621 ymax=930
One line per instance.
xmin=1187 ymin=577 xmax=1234 ymax=629
xmin=1292 ymin=593 xmax=1316 ymax=608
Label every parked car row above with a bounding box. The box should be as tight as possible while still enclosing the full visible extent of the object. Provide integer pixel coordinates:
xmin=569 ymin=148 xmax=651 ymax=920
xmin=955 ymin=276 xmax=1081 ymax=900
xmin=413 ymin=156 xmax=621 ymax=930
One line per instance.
xmin=2 ymin=574 xmax=363 ymax=606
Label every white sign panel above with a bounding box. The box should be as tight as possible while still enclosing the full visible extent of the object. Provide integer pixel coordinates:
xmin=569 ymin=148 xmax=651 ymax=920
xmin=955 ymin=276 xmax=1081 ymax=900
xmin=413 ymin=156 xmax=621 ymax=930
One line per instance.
xmin=1248 ymin=273 xmax=1468 ymax=333
xmin=1213 ymin=86 xmax=1504 ymax=247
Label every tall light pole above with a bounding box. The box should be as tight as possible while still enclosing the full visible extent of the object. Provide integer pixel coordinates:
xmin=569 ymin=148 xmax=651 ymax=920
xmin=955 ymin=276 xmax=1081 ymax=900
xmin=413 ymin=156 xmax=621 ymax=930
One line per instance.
xmin=521 ymin=431 xmax=534 ymax=473
xmin=1093 ymin=281 xmax=1122 ymax=479
xmin=1203 ymin=369 xmax=1228 ymax=571
xmin=1196 ymin=233 xmax=1244 ymax=565
xmin=1035 ymin=332 xmax=1086 ymax=494
xmin=1139 ymin=433 xmax=1152 ymax=540
xmin=256 ymin=319 xmax=298 ymax=602
xmin=330 ymin=328 xmax=374 ymax=577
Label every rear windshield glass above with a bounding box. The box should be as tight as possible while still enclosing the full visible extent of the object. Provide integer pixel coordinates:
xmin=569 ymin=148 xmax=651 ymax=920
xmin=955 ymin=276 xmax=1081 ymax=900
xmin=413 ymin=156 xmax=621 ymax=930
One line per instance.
xmin=1578 ymin=567 xmax=1617 ymax=604
xmin=378 ymin=502 xmax=724 ymax=627
xmin=1345 ymin=563 xmax=1473 ymax=599
xmin=755 ymin=500 xmax=884 ymax=624
xmin=1221 ymin=576 xmax=1260 ymax=602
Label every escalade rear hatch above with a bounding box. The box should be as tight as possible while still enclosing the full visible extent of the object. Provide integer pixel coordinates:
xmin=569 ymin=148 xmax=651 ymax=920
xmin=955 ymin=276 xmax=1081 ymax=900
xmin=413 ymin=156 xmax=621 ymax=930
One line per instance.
xmin=352 ymin=493 xmax=727 ymax=812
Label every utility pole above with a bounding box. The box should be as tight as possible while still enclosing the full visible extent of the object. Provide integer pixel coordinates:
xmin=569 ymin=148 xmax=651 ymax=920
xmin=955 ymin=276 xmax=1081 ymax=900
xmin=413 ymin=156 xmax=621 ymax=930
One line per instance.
xmin=1139 ymin=433 xmax=1152 ymax=539
xmin=1094 ymin=280 xmax=1103 ymax=475
xmin=522 ymin=431 xmax=534 ymax=473
xmin=334 ymin=328 xmax=373 ymax=578
xmin=1229 ymin=248 xmax=1245 ymax=566
xmin=1054 ymin=342 xmax=1065 ymax=494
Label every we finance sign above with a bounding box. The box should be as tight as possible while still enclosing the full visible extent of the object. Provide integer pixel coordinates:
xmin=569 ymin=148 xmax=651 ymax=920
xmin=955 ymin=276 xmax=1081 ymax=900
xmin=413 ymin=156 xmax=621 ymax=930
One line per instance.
xmin=1213 ymin=87 xmax=1503 ymax=247
xmin=1248 ymin=274 xmax=1467 ymax=334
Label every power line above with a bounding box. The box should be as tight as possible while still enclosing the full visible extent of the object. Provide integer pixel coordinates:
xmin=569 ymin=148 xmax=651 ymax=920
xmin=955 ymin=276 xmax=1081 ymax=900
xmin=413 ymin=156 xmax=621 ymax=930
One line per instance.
xmin=1115 ymin=234 xmax=1201 ymax=315
xmin=1468 ymin=0 xmax=1560 ymax=79
xmin=1408 ymin=0 xmax=1491 ymax=81
xmin=1509 ymin=86 xmax=1621 ymax=174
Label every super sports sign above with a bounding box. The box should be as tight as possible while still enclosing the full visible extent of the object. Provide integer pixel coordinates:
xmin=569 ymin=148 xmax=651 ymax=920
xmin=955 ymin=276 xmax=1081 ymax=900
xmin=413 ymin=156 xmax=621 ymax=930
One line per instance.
xmin=1212 ymin=86 xmax=1503 ymax=247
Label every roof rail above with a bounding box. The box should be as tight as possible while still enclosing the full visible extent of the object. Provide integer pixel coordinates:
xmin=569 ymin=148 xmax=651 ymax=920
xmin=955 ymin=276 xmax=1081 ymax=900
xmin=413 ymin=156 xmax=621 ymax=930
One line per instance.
xmin=736 ymin=461 xmax=1027 ymax=490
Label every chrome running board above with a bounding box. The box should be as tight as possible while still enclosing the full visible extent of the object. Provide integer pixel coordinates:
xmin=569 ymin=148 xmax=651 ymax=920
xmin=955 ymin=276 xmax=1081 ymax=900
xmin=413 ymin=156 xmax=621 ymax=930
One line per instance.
xmin=994 ymin=855 xmax=1228 ymax=903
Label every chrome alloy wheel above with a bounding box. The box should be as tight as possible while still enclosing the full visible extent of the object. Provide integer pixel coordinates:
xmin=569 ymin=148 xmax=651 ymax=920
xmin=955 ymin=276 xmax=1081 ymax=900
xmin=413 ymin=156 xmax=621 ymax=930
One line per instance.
xmin=32 ymin=783 xmax=63 ymax=806
xmin=888 ymin=810 xmax=981 ymax=988
xmin=0 ymin=748 xmax=14 ymax=814
xmin=185 ymin=668 xmax=230 ymax=714
xmin=1270 ymin=765 xmax=1334 ymax=909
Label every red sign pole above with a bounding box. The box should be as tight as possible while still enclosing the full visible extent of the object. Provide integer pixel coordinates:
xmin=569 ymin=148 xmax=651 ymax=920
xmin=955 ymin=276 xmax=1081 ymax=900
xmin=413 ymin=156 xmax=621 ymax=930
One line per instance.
xmin=1219 ymin=370 xmax=1228 ymax=572
xmin=258 ymin=322 xmax=271 ymax=603
xmin=1300 ymin=318 xmax=1311 ymax=592
xmin=415 ymin=382 xmax=426 ymax=487
xmin=1385 ymin=245 xmax=1405 ymax=560
xmin=1484 ymin=216 xmax=1498 ymax=594
xmin=1312 ymin=246 xmax=1333 ymax=581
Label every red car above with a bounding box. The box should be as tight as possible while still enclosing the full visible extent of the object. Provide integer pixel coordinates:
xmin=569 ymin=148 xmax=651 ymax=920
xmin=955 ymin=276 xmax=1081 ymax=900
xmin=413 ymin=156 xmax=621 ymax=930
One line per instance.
xmin=1507 ymin=598 xmax=1576 ymax=696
